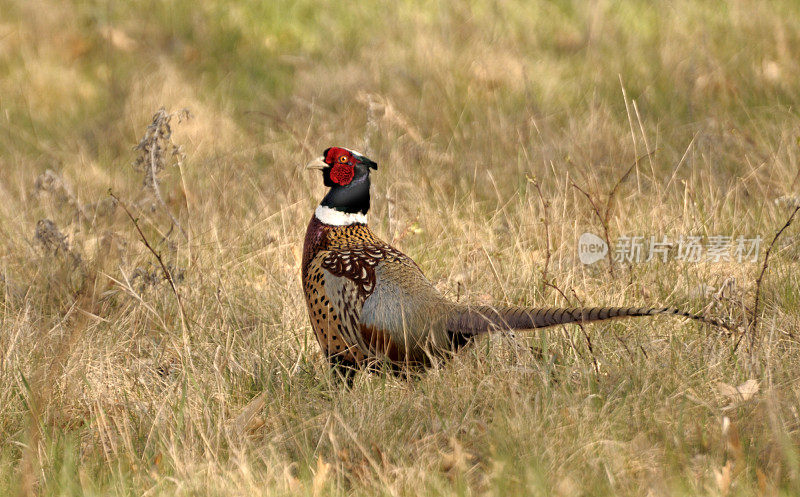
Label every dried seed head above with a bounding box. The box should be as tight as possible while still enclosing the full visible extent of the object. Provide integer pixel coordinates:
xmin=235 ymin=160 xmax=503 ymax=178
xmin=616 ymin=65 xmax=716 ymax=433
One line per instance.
xmin=34 ymin=218 xmax=82 ymax=265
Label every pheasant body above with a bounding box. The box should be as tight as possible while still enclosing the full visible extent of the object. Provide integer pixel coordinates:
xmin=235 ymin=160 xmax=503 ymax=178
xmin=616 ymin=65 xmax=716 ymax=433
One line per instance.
xmin=301 ymin=147 xmax=730 ymax=371
xmin=302 ymin=213 xmax=453 ymax=367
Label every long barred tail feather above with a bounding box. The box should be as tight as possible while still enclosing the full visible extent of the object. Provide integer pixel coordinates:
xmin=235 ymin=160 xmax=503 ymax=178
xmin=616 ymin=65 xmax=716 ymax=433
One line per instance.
xmin=447 ymin=306 xmax=735 ymax=337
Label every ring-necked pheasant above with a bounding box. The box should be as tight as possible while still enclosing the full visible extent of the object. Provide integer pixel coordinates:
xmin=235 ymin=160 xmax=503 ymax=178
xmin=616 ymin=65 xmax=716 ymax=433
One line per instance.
xmin=302 ymin=146 xmax=731 ymax=371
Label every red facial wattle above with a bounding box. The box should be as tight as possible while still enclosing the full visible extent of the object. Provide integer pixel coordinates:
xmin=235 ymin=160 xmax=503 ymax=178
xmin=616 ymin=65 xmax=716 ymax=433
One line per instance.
xmin=329 ymin=163 xmax=355 ymax=185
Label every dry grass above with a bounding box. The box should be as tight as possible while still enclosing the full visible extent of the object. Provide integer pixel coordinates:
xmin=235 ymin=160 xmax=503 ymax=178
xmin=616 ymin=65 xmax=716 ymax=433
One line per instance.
xmin=2 ymin=0 xmax=800 ymax=495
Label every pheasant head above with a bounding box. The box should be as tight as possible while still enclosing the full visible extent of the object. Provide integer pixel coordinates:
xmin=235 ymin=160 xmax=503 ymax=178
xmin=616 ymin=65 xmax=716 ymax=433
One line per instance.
xmin=306 ymin=147 xmax=378 ymax=225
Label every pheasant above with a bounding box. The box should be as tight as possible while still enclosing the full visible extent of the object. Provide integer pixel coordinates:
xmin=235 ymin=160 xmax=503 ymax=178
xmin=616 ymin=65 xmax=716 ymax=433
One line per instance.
xmin=302 ymin=146 xmax=731 ymax=371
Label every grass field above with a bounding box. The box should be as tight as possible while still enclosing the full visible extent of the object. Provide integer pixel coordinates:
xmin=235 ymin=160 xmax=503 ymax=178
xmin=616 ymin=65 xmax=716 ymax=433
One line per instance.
xmin=2 ymin=0 xmax=800 ymax=495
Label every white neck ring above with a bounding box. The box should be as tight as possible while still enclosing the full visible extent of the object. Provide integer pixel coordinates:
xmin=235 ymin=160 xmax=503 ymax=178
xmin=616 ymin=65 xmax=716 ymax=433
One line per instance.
xmin=315 ymin=205 xmax=367 ymax=226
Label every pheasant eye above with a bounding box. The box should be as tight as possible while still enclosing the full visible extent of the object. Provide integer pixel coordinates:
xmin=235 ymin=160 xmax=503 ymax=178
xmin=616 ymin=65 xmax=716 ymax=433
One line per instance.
xmin=339 ymin=156 xmax=348 ymax=163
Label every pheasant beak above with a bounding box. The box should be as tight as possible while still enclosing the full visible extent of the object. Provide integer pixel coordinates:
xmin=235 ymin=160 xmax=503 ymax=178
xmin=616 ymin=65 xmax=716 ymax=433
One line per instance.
xmin=305 ymin=156 xmax=327 ymax=170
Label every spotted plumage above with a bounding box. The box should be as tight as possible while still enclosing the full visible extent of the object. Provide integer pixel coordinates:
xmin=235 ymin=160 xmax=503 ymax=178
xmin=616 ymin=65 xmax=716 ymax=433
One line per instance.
xmin=302 ymin=214 xmax=429 ymax=367
xmin=301 ymin=147 xmax=733 ymax=372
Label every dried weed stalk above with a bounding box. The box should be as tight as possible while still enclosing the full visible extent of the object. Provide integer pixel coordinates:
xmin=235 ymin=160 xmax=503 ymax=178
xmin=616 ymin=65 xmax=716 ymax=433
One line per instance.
xmin=526 ymin=174 xmax=552 ymax=293
xmin=133 ymin=107 xmax=191 ymax=239
xmin=110 ymin=191 xmax=190 ymax=334
xmin=571 ymin=151 xmax=655 ymax=279
xmin=735 ymin=204 xmax=800 ymax=352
